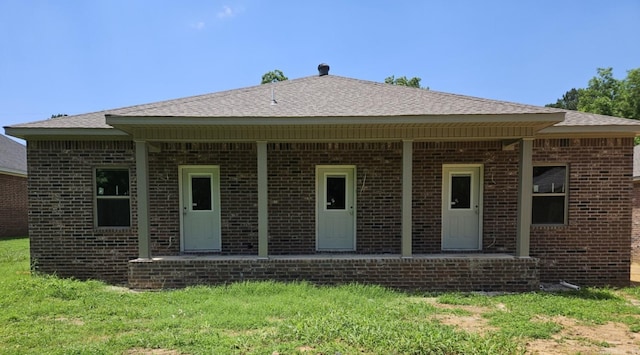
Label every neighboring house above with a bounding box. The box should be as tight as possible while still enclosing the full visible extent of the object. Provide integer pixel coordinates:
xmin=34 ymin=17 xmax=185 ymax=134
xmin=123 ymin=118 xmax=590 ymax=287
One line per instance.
xmin=633 ymin=145 xmax=640 ymax=259
xmin=6 ymin=64 xmax=640 ymax=291
xmin=0 ymin=134 xmax=28 ymax=238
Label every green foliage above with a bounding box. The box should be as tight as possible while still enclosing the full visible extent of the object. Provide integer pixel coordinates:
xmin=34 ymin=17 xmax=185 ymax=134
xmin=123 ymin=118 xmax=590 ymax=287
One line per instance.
xmin=545 ymin=88 xmax=581 ymax=110
xmin=260 ymin=69 xmax=288 ymax=84
xmin=547 ymin=67 xmax=640 ymax=120
xmin=385 ymin=75 xmax=424 ymax=88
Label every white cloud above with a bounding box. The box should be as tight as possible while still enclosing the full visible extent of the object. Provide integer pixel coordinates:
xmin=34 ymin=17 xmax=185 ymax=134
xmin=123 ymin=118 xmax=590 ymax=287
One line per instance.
xmin=190 ymin=21 xmax=206 ymax=30
xmin=217 ymin=5 xmax=234 ymax=19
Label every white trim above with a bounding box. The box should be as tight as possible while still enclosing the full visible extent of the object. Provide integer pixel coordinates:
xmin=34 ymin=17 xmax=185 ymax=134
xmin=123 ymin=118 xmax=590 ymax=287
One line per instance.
xmin=0 ymin=168 xmax=27 ymax=177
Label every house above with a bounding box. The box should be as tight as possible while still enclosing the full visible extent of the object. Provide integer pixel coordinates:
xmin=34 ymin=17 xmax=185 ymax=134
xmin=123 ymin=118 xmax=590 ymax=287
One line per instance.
xmin=0 ymin=134 xmax=28 ymax=238
xmin=5 ymin=64 xmax=640 ymax=291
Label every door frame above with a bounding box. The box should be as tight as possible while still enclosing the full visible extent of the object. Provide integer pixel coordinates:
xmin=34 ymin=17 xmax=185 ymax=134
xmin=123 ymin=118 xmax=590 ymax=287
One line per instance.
xmin=178 ymin=165 xmax=222 ymax=252
xmin=315 ymin=165 xmax=357 ymax=251
xmin=441 ymin=164 xmax=484 ymax=251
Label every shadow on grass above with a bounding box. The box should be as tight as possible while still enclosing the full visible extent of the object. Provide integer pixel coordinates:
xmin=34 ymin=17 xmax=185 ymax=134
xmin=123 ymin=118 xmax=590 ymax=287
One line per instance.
xmin=542 ymin=288 xmax=620 ymax=301
xmin=0 ymin=236 xmax=28 ymax=241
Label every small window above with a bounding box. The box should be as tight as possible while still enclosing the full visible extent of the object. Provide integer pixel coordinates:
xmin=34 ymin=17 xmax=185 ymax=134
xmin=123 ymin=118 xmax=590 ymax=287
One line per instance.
xmin=532 ymin=165 xmax=567 ymax=225
xmin=95 ymin=168 xmax=130 ymax=227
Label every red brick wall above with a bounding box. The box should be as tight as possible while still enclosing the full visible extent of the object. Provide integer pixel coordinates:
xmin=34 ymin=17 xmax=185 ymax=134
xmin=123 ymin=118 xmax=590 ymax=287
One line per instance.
xmin=632 ymin=181 xmax=640 ymax=260
xmin=26 ymin=138 xmax=633 ymax=288
xmin=147 ymin=143 xmax=258 ymax=255
xmin=0 ymin=173 xmax=28 ymax=237
xmin=413 ymin=141 xmax=519 ymax=253
xmin=27 ymin=141 xmax=138 ymax=284
xmin=128 ymin=256 xmax=539 ymax=292
xmin=267 ymin=142 xmax=402 ymax=254
xmin=531 ymin=138 xmax=633 ymax=286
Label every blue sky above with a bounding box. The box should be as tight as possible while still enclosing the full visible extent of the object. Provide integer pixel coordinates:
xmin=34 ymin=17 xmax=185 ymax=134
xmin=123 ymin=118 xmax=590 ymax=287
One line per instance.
xmin=1 ymin=0 xmax=639 ymax=138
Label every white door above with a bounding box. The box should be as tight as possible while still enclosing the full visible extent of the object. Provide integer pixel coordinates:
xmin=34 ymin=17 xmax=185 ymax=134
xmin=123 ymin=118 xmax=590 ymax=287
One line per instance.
xmin=442 ymin=165 xmax=482 ymax=250
xmin=316 ymin=166 xmax=356 ymax=251
xmin=180 ymin=166 xmax=221 ymax=251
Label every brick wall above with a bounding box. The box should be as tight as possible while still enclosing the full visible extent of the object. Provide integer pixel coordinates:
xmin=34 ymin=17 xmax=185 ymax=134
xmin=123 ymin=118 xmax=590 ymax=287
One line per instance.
xmin=0 ymin=173 xmax=28 ymax=237
xmin=531 ymin=138 xmax=632 ymax=287
xmin=27 ymin=141 xmax=138 ymax=284
xmin=413 ymin=141 xmax=519 ymax=253
xmin=147 ymin=143 xmax=258 ymax=255
xmin=26 ymin=138 xmax=633 ymax=289
xmin=128 ymin=256 xmax=539 ymax=292
xmin=267 ymin=143 xmax=402 ymax=254
xmin=632 ymin=181 xmax=640 ymax=260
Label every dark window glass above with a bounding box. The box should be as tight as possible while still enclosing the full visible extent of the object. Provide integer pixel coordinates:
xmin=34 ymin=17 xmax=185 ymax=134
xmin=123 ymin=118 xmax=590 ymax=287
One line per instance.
xmin=191 ymin=177 xmax=212 ymax=211
xmin=450 ymin=175 xmax=471 ymax=209
xmin=97 ymin=199 xmax=131 ymax=227
xmin=96 ymin=169 xmax=130 ymax=196
xmin=96 ymin=168 xmax=130 ymax=227
xmin=532 ymin=196 xmax=565 ymax=224
xmin=533 ymin=166 xmax=565 ymax=193
xmin=326 ymin=176 xmax=346 ymax=210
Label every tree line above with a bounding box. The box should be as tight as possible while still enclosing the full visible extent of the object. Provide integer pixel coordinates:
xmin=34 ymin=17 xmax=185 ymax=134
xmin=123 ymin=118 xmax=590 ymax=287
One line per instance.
xmin=546 ymin=67 xmax=640 ymax=120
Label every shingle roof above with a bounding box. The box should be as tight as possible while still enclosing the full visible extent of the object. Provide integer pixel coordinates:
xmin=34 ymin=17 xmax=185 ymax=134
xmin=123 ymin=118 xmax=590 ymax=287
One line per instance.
xmin=0 ymin=134 xmax=26 ymax=175
xmin=5 ymin=74 xmax=640 ymax=132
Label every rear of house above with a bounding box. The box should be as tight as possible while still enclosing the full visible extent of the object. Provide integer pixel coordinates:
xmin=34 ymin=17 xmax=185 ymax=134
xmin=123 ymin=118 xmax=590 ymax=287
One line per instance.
xmin=5 ymin=65 xmax=639 ymax=291
xmin=0 ymin=134 xmax=28 ymax=238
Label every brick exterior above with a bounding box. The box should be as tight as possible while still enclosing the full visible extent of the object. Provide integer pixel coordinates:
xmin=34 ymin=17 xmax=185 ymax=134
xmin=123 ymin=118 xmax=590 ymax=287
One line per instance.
xmin=531 ymin=138 xmax=632 ymax=287
xmin=0 ymin=173 xmax=28 ymax=237
xmin=632 ymin=181 xmax=640 ymax=260
xmin=128 ymin=256 xmax=539 ymax=292
xmin=27 ymin=138 xmax=633 ymax=289
xmin=27 ymin=141 xmax=138 ymax=284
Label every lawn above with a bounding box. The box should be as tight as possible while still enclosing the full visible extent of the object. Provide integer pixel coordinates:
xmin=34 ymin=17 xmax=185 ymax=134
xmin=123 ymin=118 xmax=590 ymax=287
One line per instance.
xmin=1 ymin=237 xmax=639 ymax=354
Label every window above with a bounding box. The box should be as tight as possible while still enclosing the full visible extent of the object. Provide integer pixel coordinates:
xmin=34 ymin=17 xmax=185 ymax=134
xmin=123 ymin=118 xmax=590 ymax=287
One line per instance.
xmin=95 ymin=168 xmax=130 ymax=227
xmin=532 ymin=165 xmax=567 ymax=225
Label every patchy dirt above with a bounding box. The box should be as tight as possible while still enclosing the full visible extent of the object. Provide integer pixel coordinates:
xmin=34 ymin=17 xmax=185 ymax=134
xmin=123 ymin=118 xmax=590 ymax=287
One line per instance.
xmin=426 ymin=299 xmax=640 ymax=355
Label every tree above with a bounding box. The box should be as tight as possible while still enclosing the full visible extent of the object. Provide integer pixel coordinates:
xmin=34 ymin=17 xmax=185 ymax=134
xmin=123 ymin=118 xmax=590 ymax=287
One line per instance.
xmin=619 ymin=68 xmax=640 ymax=119
xmin=545 ymin=88 xmax=581 ymax=110
xmin=261 ymin=70 xmax=288 ymax=84
xmin=546 ymin=67 xmax=640 ymax=119
xmin=577 ymin=67 xmax=624 ymax=117
xmin=384 ymin=75 xmax=423 ymax=88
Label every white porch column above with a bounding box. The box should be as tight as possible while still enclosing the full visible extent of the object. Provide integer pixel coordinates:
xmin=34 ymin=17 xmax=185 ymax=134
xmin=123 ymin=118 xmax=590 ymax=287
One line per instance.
xmin=257 ymin=141 xmax=269 ymax=258
xmin=402 ymin=140 xmax=413 ymax=258
xmin=134 ymin=140 xmax=151 ymax=259
xmin=516 ymin=138 xmax=534 ymax=257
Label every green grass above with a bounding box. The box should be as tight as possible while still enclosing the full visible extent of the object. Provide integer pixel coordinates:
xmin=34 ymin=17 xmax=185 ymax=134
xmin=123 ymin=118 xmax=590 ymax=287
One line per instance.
xmin=1 ymin=237 xmax=639 ymax=354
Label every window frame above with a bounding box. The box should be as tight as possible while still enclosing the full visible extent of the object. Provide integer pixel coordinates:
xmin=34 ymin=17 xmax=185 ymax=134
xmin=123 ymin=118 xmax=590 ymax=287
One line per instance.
xmin=93 ymin=167 xmax=131 ymax=229
xmin=531 ymin=163 xmax=568 ymax=226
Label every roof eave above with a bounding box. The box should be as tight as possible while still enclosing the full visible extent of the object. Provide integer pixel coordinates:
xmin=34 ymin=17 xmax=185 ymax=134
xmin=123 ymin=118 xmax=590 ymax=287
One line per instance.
xmin=106 ymin=112 xmax=565 ymax=127
xmin=4 ymin=127 xmax=129 ymax=140
xmin=0 ymin=167 xmax=27 ymax=177
xmin=538 ymin=125 xmax=640 ymax=136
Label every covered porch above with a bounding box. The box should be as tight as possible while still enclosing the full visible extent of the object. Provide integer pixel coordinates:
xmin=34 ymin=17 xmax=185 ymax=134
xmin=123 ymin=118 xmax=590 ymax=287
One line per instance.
xmin=107 ymin=111 xmax=561 ymax=291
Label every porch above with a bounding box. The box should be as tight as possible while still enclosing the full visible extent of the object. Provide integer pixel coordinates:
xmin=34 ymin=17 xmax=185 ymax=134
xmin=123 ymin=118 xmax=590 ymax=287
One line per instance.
xmin=128 ymin=253 xmax=539 ymax=292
